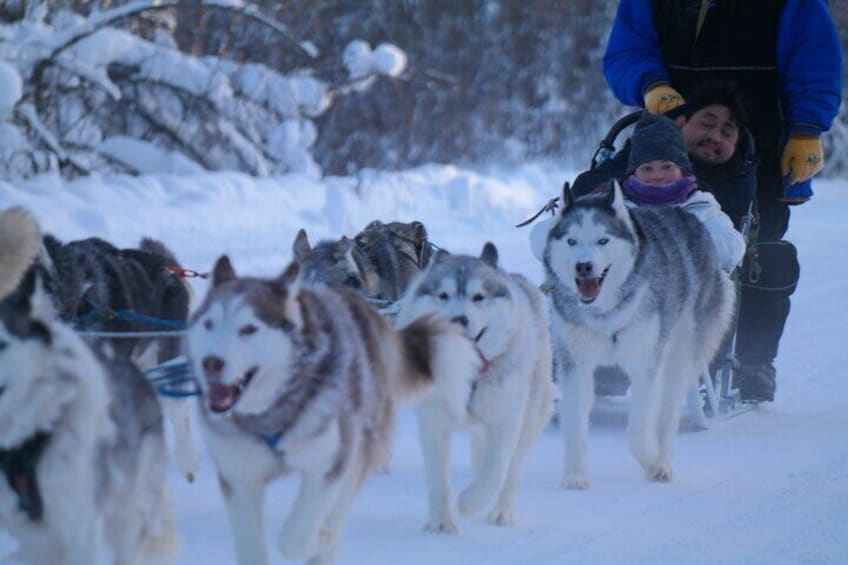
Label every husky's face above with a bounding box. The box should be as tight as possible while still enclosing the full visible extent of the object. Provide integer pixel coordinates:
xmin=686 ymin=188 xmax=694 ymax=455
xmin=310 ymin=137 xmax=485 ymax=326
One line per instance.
xmin=292 ymin=229 xmax=377 ymax=295
xmin=0 ymin=270 xmax=75 ymax=448
xmin=406 ymin=243 xmax=513 ymax=357
xmin=545 ymin=182 xmax=638 ymax=308
xmin=358 ymin=220 xmax=430 ymax=269
xmin=187 ymin=256 xmax=301 ymax=416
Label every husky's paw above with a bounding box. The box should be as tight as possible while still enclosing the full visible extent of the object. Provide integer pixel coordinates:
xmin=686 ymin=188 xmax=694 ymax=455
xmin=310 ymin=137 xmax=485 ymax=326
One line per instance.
xmin=321 ymin=527 xmax=339 ymax=546
xmin=457 ymin=484 xmax=491 ymax=517
xmin=277 ymin=529 xmax=317 ymax=560
xmin=175 ymin=441 xmax=200 ymax=483
xmin=560 ymin=473 xmax=590 ymax=490
xmin=486 ymin=508 xmax=515 ymax=526
xmin=423 ymin=519 xmax=459 ymax=535
xmin=647 ymin=464 xmax=673 ymax=482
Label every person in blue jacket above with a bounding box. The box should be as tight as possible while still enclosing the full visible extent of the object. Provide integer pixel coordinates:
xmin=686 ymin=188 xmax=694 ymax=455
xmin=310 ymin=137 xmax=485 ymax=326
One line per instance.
xmin=602 ymin=0 xmax=843 ymax=402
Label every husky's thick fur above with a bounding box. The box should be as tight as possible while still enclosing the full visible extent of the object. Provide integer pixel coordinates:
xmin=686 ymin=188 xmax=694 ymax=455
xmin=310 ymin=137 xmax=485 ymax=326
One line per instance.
xmin=354 ymin=220 xmax=432 ymax=301
xmin=0 ymin=271 xmax=177 ymax=564
xmin=397 ymin=243 xmax=556 ymax=531
xmin=543 ymin=183 xmax=734 ymax=487
xmin=185 ymin=256 xmax=481 ymax=564
xmin=293 ymin=220 xmax=431 ymax=303
xmin=0 ymin=206 xmax=199 ymax=482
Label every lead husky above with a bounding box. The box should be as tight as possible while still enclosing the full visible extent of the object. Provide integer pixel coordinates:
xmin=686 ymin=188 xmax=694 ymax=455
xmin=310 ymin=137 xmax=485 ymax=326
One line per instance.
xmin=397 ymin=243 xmax=556 ymax=531
xmin=543 ymin=182 xmax=734 ymax=487
xmin=0 ymin=270 xmax=177 ymax=564
xmin=185 ymin=256 xmax=482 ymax=565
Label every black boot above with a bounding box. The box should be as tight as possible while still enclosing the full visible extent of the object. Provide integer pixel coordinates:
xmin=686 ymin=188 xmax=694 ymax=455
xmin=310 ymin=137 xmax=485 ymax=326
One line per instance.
xmin=735 ymin=364 xmax=776 ymax=403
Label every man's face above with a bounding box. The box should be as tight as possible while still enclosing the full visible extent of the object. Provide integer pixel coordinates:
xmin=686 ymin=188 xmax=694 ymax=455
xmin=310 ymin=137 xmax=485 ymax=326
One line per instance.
xmin=678 ymin=104 xmax=740 ymax=166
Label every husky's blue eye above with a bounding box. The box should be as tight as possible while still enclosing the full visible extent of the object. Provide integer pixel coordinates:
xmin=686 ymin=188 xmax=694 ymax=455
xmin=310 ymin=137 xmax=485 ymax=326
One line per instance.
xmin=438 ymin=292 xmax=449 ymax=301
xmin=598 ymin=237 xmax=609 ymax=245
xmin=472 ymin=293 xmax=485 ymax=303
xmin=239 ymin=324 xmax=258 ymax=337
xmin=567 ymin=238 xmax=577 ymax=246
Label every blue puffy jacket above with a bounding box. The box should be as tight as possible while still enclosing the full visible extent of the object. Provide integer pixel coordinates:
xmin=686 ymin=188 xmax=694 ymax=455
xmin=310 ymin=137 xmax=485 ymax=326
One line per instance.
xmin=603 ymin=0 xmax=843 ymax=196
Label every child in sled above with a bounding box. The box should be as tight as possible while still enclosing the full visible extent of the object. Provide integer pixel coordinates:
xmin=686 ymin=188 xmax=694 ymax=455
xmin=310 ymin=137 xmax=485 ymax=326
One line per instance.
xmin=531 ymin=111 xmax=744 ymax=273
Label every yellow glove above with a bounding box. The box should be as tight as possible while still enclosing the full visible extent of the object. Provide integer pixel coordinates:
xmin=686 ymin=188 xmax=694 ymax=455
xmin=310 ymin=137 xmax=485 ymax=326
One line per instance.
xmin=781 ymin=134 xmax=824 ymax=185
xmin=643 ymin=84 xmax=685 ymax=115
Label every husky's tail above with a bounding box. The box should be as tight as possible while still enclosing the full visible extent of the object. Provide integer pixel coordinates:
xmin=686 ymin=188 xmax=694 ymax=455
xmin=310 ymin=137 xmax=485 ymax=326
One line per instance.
xmin=396 ymin=316 xmax=481 ymax=417
xmin=0 ymin=207 xmax=42 ymax=300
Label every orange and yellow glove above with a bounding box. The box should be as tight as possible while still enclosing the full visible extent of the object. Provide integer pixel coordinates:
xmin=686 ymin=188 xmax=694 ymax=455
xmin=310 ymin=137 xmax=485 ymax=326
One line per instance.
xmin=781 ymin=133 xmax=824 ymax=185
xmin=643 ymin=84 xmax=685 ymax=115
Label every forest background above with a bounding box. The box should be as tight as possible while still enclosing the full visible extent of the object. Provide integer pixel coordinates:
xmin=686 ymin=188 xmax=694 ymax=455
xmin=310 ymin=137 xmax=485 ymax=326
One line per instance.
xmin=1 ymin=0 xmax=845 ymax=182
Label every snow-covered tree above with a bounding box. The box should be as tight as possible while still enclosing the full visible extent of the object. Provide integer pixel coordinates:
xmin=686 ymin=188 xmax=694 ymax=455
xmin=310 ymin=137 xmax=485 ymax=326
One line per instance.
xmin=0 ymin=1 xmax=406 ymax=180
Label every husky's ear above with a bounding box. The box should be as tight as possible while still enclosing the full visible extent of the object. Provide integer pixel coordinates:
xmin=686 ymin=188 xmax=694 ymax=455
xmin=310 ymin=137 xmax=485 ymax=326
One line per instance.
xmin=608 ymin=180 xmax=629 ymax=219
xmin=480 ymin=242 xmax=499 ymax=268
xmin=273 ymin=261 xmax=302 ymax=326
xmin=560 ymin=181 xmax=574 ymax=211
xmin=277 ymin=260 xmax=300 ymax=288
xmin=354 ymin=230 xmax=370 ymax=247
xmin=212 ymin=255 xmax=236 ymax=288
xmin=292 ymin=229 xmax=311 ymax=262
xmin=432 ymin=248 xmax=450 ymax=263
xmin=406 ymin=220 xmax=428 ymax=242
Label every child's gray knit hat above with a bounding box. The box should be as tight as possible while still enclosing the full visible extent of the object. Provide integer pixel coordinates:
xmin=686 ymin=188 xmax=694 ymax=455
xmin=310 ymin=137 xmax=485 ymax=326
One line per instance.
xmin=627 ymin=111 xmax=693 ymax=174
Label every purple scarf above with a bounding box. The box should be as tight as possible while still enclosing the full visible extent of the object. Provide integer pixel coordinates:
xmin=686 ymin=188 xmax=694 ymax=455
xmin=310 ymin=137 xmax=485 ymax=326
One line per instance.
xmin=622 ymin=175 xmax=698 ymax=206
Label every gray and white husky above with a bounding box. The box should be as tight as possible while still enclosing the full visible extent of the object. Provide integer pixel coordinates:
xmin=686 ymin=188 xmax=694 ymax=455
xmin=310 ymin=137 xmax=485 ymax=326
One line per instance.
xmin=0 ymin=206 xmax=199 ymax=483
xmin=543 ymin=182 xmax=734 ymax=488
xmin=0 ymin=270 xmax=177 ymax=565
xmin=184 ymin=255 xmax=482 ymax=565
xmin=293 ymin=220 xmax=431 ymax=303
xmin=397 ymin=243 xmax=556 ymax=531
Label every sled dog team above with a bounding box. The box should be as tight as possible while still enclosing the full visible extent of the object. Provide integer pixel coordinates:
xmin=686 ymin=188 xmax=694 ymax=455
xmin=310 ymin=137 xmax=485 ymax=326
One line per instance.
xmin=0 ymin=183 xmax=733 ymax=564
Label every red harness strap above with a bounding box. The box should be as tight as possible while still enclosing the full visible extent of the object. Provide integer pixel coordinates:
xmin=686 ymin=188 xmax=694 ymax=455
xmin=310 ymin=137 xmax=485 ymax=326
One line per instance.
xmin=162 ymin=266 xmax=209 ymax=279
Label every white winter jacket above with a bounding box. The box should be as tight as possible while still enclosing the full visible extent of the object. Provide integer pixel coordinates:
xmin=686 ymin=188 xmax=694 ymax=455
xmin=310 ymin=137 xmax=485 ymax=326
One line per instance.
xmin=529 ymin=190 xmax=745 ymax=273
xmin=677 ymin=191 xmax=745 ymax=272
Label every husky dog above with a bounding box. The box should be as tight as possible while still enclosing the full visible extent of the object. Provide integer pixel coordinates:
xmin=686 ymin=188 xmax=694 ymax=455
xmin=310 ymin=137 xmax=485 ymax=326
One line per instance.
xmin=293 ymin=220 xmax=431 ymax=303
xmin=185 ymin=256 xmax=482 ymax=565
xmin=0 ymin=270 xmax=177 ymax=564
xmin=354 ymin=220 xmax=432 ymax=302
xmin=0 ymin=206 xmax=199 ymax=482
xmin=397 ymin=243 xmax=556 ymax=531
xmin=543 ymin=182 xmax=734 ymax=487
xmin=292 ymin=230 xmax=381 ymax=297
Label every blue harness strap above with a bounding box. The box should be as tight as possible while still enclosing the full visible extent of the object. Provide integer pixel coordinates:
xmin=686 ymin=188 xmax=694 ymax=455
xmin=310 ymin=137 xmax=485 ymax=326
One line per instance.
xmin=262 ymin=432 xmax=284 ymax=449
xmin=75 ymin=295 xmax=187 ymax=330
xmin=144 ymin=359 xmax=201 ymax=398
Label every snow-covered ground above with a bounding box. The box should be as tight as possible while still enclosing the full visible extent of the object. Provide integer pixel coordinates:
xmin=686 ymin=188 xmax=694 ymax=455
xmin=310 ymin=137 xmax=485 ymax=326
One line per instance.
xmin=2 ymin=164 xmax=846 ymax=564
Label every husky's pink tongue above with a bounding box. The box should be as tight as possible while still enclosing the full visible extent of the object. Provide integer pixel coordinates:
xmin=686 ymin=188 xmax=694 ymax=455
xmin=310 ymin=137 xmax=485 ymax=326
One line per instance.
xmin=207 ymin=383 xmax=238 ymax=413
xmin=576 ymin=278 xmax=602 ymax=303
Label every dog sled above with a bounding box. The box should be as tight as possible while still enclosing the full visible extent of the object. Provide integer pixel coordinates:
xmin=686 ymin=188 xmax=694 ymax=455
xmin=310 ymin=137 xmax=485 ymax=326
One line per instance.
xmin=522 ymin=110 xmax=757 ymax=429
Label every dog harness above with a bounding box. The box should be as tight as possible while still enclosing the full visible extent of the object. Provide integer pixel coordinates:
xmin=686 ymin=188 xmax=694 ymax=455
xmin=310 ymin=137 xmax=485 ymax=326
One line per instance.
xmin=0 ymin=431 xmax=51 ymax=521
